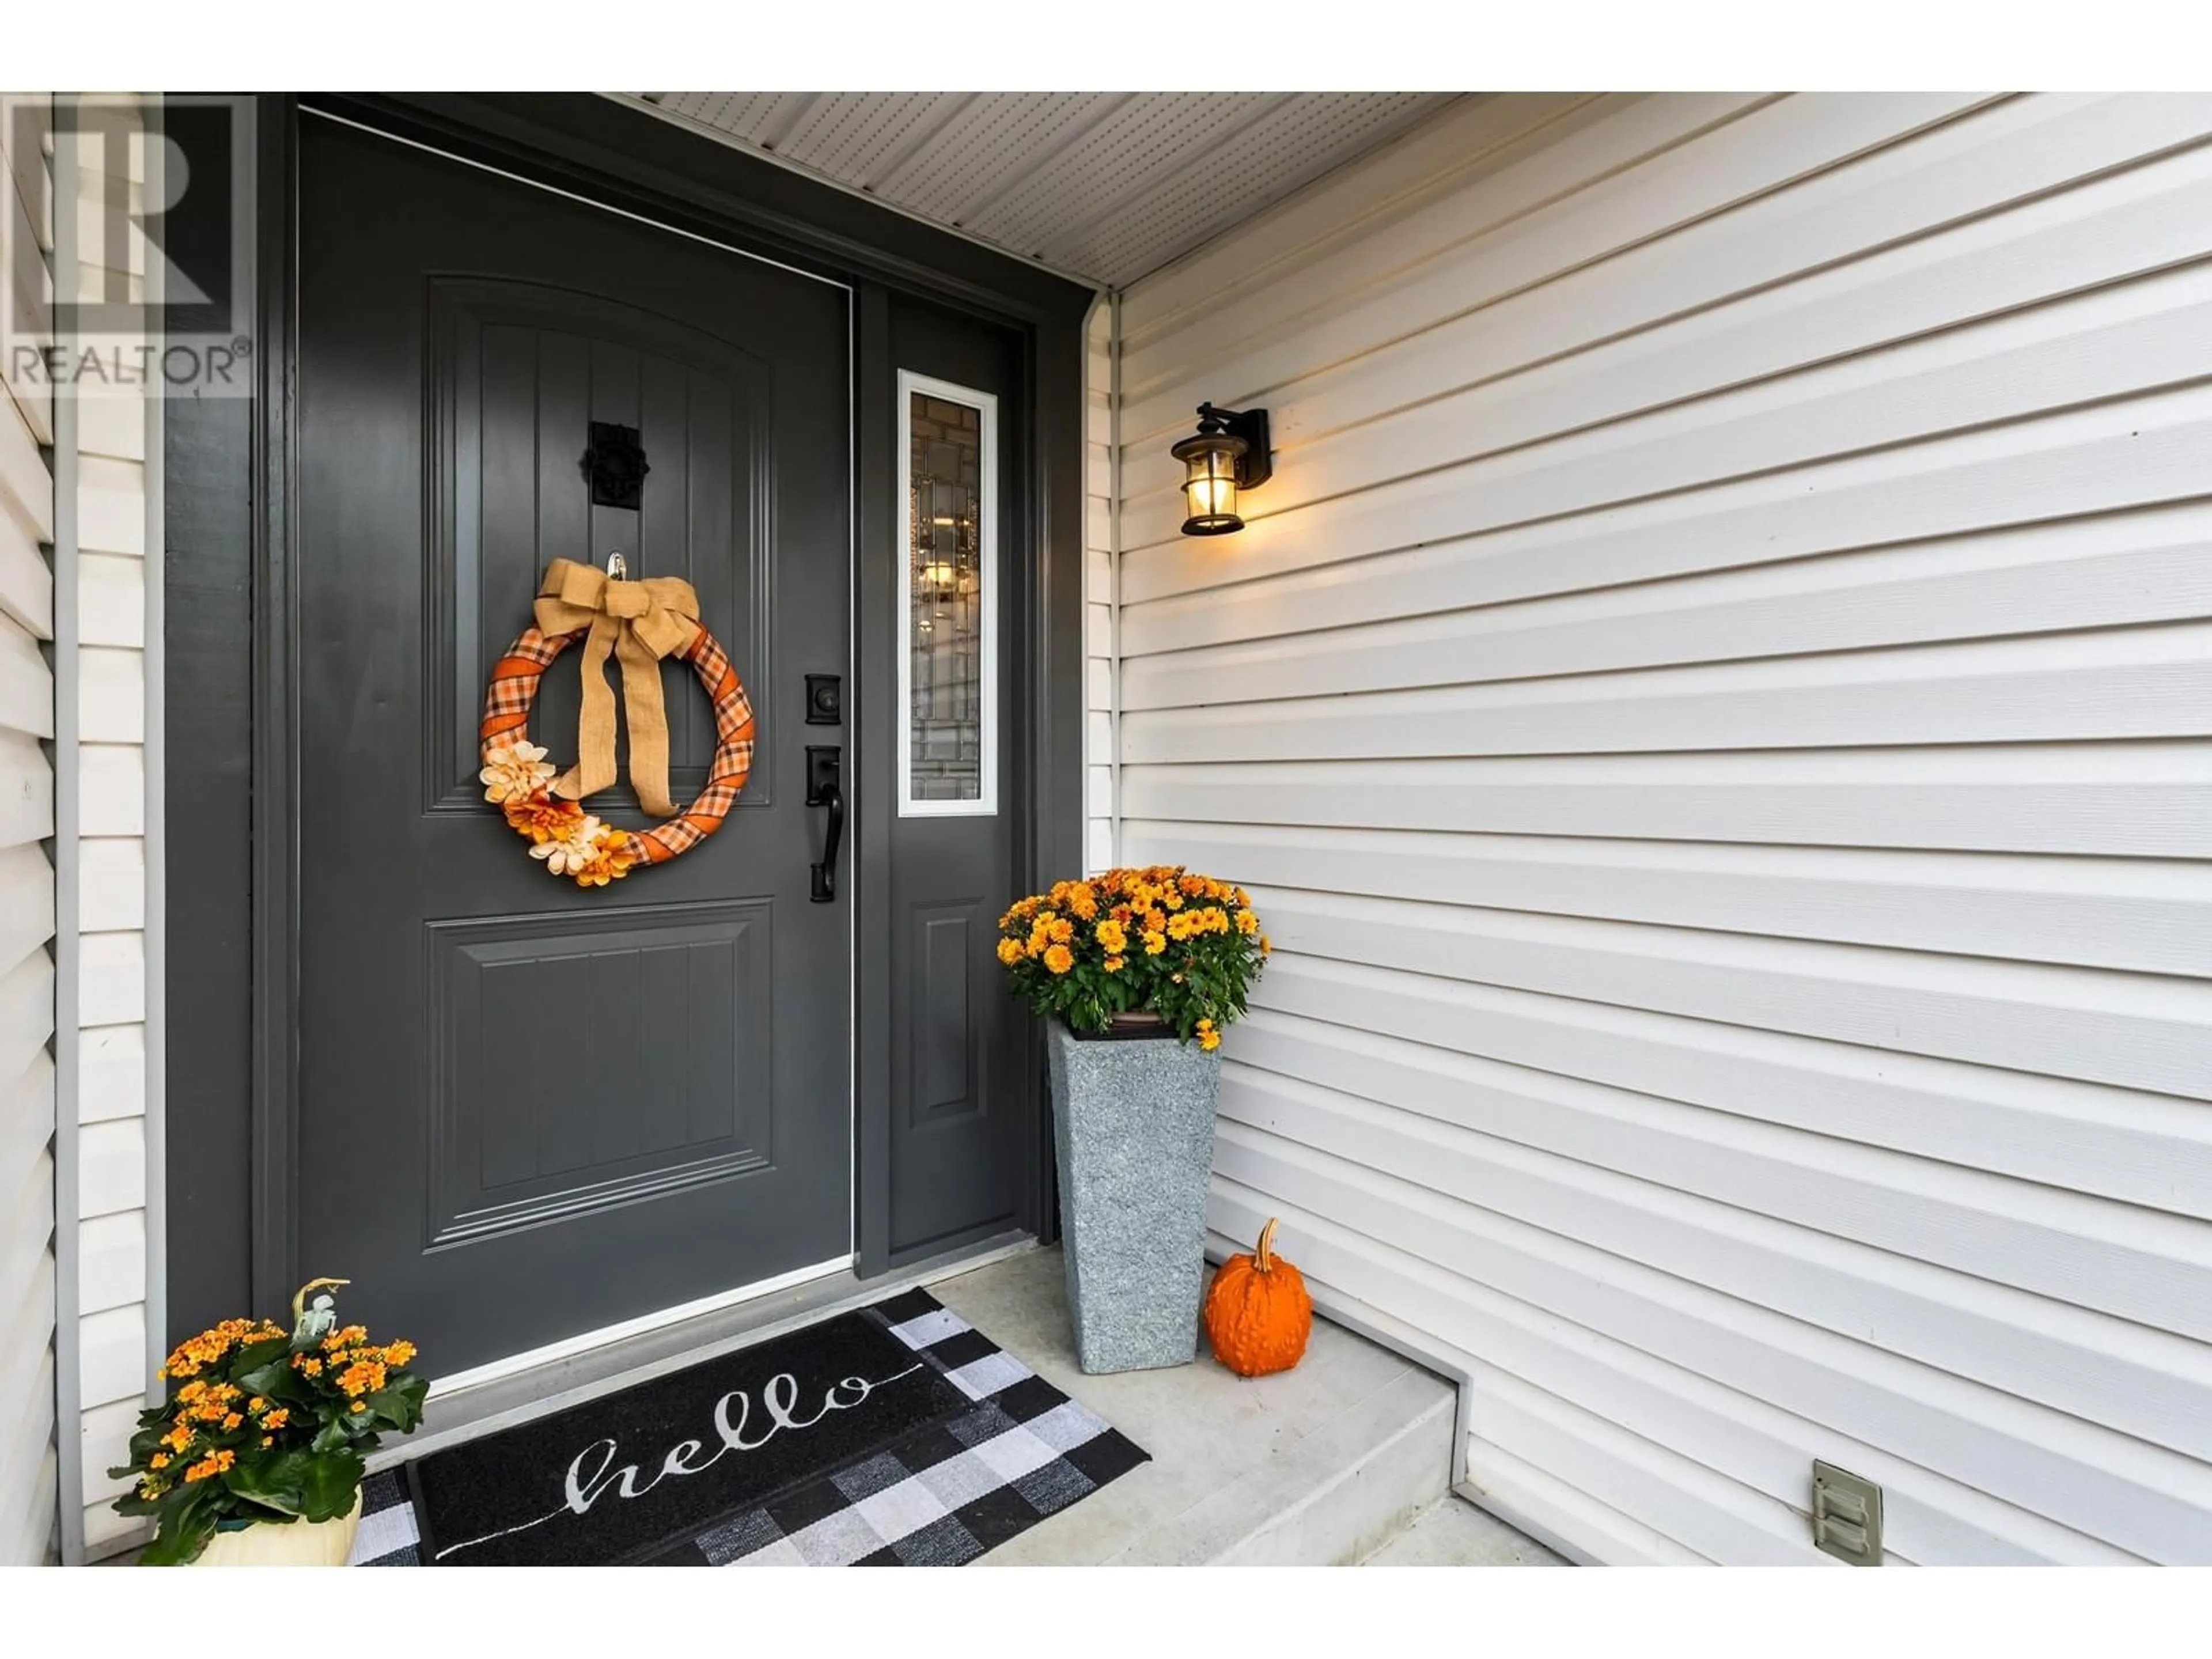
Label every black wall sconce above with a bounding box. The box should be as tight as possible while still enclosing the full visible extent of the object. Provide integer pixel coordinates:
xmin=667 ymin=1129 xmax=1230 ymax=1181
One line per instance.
xmin=1171 ymin=402 xmax=1272 ymax=535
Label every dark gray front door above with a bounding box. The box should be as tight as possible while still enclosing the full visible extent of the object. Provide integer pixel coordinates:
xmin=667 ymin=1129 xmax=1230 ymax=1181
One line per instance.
xmin=294 ymin=117 xmax=852 ymax=1377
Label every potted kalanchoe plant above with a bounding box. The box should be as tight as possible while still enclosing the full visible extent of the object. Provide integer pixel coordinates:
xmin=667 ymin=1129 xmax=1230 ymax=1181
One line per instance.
xmin=997 ymin=866 xmax=1268 ymax=1373
xmin=109 ymin=1278 xmax=427 ymax=1565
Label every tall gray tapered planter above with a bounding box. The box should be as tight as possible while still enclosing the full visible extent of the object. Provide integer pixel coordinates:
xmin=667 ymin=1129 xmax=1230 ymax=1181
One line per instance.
xmin=1045 ymin=1019 xmax=1221 ymax=1374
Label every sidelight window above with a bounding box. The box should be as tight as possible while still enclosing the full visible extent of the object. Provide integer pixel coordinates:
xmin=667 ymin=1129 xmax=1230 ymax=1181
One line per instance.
xmin=898 ymin=371 xmax=998 ymax=816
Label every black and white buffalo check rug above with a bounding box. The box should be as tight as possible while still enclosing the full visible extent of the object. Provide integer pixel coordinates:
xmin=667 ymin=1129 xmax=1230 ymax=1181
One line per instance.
xmin=347 ymin=1287 xmax=1146 ymax=1567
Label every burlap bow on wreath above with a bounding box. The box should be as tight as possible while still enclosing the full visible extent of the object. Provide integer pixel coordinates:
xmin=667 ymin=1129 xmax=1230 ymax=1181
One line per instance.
xmin=531 ymin=555 xmax=703 ymax=818
xmin=478 ymin=555 xmax=756 ymax=887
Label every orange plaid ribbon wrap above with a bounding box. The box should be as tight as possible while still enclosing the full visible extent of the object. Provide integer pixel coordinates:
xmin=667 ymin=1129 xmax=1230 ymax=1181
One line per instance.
xmin=531 ymin=557 xmax=703 ymax=819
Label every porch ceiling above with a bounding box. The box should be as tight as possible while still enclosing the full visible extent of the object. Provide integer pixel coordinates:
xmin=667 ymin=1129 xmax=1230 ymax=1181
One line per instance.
xmin=625 ymin=92 xmax=1464 ymax=287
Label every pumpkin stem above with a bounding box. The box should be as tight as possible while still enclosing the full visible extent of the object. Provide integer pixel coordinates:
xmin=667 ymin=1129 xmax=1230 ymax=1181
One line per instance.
xmin=1255 ymin=1217 xmax=1279 ymax=1274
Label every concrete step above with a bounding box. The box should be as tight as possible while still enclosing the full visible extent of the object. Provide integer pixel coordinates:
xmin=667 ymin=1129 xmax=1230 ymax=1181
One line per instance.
xmin=931 ymin=1243 xmax=1467 ymax=1565
xmin=1361 ymin=1494 xmax=1569 ymax=1566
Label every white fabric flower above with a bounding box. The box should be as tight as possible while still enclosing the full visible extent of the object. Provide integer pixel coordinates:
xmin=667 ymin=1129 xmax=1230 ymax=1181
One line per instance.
xmin=480 ymin=741 xmax=558 ymax=805
xmin=529 ymin=814 xmax=608 ymax=876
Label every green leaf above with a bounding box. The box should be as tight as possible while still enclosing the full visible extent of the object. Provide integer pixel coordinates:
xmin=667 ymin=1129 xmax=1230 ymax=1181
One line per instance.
xmin=363 ymin=1374 xmax=427 ymax=1433
xmin=223 ymin=1448 xmax=312 ymax=1517
xmin=235 ymin=1357 xmax=310 ymax=1402
xmin=298 ymin=1448 xmax=365 ymax=1523
xmin=227 ymin=1336 xmax=291 ymax=1381
xmin=136 ymin=1484 xmax=219 ymax=1566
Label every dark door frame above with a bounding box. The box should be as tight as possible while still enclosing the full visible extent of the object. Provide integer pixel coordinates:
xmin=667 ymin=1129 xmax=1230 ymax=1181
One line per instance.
xmin=164 ymin=92 xmax=1092 ymax=1340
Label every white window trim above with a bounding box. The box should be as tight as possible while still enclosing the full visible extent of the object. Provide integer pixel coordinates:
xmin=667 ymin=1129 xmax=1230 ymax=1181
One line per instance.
xmin=896 ymin=369 xmax=999 ymax=818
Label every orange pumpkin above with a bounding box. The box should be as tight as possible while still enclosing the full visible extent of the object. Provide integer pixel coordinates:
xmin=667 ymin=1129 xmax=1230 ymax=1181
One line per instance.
xmin=1203 ymin=1217 xmax=1313 ymax=1377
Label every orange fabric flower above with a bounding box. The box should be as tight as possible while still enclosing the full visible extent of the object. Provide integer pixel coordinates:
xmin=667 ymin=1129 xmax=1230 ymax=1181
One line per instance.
xmin=502 ymin=790 xmax=586 ymax=844
xmin=569 ymin=833 xmax=640 ymax=888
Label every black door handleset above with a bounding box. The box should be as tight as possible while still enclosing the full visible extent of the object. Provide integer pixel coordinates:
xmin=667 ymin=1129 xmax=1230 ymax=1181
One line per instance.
xmin=805 ymin=671 xmax=842 ymax=903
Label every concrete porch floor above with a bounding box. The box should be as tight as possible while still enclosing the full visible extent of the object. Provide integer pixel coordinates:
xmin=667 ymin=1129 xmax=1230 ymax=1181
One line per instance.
xmin=931 ymin=1245 xmax=1562 ymax=1566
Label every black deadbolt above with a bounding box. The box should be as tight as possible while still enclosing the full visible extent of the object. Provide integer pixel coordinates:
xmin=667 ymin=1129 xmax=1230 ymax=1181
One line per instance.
xmin=805 ymin=673 xmax=842 ymax=725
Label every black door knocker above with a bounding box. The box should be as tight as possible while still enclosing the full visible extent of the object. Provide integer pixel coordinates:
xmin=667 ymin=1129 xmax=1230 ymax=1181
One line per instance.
xmin=582 ymin=421 xmax=651 ymax=510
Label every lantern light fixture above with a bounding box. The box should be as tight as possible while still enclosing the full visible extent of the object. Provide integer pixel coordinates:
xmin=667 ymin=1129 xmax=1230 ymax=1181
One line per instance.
xmin=1171 ymin=402 xmax=1272 ymax=536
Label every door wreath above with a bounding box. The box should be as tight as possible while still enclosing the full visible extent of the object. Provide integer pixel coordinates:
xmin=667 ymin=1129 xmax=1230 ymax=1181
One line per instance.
xmin=478 ymin=555 xmax=755 ymax=885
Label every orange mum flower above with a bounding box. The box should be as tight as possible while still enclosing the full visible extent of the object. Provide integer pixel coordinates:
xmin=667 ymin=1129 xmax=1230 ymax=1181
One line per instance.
xmin=1043 ymin=944 xmax=1075 ymax=976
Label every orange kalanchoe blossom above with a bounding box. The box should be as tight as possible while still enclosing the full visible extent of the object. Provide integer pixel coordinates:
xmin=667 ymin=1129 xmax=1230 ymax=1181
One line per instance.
xmin=160 ymin=1318 xmax=287 ymax=1380
xmin=183 ymin=1448 xmax=236 ymax=1484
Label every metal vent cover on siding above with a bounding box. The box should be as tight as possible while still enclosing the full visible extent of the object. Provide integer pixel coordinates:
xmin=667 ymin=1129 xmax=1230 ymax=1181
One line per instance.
xmin=638 ymin=92 xmax=1463 ymax=286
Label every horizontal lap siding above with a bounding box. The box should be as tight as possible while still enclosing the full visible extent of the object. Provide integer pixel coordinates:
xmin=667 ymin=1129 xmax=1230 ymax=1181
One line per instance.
xmin=1113 ymin=92 xmax=2212 ymax=1564
xmin=0 ymin=92 xmax=56 ymax=1566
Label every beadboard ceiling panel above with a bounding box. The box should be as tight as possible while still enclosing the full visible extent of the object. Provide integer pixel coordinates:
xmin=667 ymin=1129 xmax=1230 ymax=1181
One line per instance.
xmin=632 ymin=92 xmax=1464 ymax=287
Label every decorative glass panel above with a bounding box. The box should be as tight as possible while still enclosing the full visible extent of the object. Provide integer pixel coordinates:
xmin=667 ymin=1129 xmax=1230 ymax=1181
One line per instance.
xmin=899 ymin=373 xmax=997 ymax=815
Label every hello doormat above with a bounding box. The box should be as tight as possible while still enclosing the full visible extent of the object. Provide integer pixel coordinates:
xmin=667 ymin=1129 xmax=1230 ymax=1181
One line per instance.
xmin=350 ymin=1289 xmax=1147 ymax=1567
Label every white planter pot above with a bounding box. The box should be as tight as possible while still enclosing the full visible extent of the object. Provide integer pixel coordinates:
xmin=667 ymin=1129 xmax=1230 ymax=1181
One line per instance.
xmin=187 ymin=1493 xmax=363 ymax=1567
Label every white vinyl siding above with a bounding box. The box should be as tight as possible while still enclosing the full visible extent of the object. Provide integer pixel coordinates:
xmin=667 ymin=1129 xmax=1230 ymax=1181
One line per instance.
xmin=0 ymin=90 xmax=58 ymax=1567
xmin=1113 ymin=92 xmax=2212 ymax=1565
xmin=66 ymin=100 xmax=156 ymax=1560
